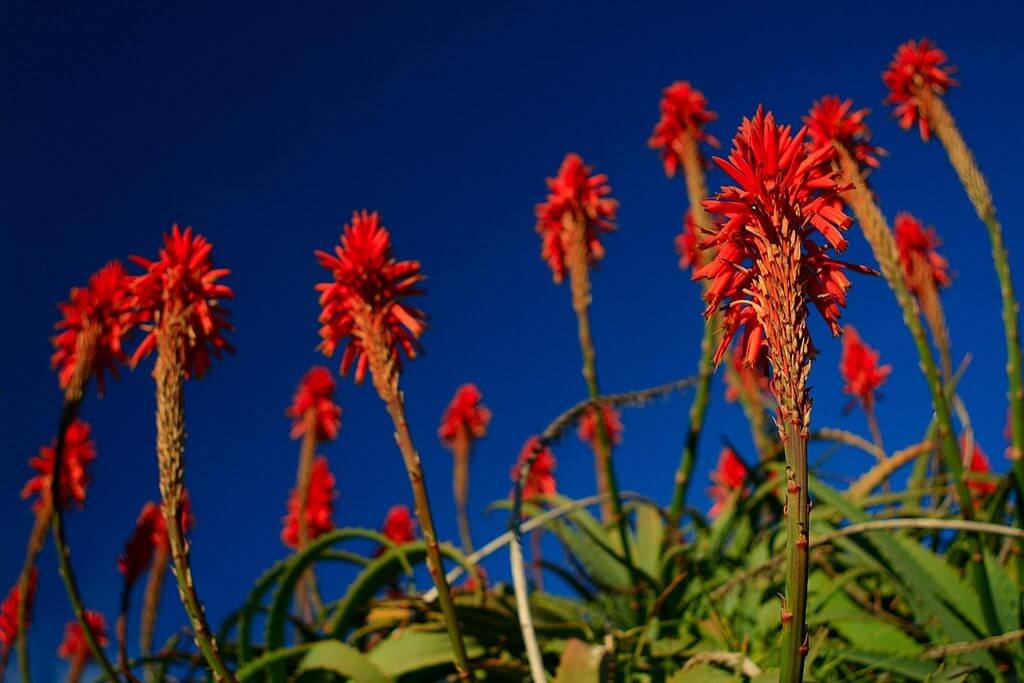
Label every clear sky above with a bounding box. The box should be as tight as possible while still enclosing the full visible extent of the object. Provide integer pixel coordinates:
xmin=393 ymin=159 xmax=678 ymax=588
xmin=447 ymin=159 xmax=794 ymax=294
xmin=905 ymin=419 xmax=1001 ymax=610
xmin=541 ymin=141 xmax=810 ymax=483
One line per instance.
xmin=2 ymin=1 xmax=1022 ymax=676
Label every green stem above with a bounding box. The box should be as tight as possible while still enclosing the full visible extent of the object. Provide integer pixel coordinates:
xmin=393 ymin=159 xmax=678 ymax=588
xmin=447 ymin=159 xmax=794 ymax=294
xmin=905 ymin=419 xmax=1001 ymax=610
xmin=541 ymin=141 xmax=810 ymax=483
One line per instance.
xmin=15 ymin=511 xmax=49 ymax=683
xmin=779 ymin=429 xmax=810 ymax=683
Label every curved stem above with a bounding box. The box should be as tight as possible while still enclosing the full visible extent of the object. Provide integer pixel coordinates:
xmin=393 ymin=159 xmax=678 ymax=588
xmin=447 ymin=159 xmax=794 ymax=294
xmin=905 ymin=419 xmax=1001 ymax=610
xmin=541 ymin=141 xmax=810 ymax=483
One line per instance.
xmin=139 ymin=545 xmax=167 ymax=682
xmin=452 ymin=434 xmax=474 ymax=554
xmin=292 ymin=413 xmax=318 ymax=622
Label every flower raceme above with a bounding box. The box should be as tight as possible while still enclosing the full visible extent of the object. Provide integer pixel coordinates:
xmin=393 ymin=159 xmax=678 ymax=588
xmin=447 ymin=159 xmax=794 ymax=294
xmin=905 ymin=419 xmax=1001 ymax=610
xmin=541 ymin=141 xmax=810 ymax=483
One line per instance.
xmin=0 ymin=569 xmax=37 ymax=652
xmin=131 ymin=224 xmax=234 ymax=379
xmin=51 ymin=261 xmax=135 ymax=396
xmin=21 ymin=419 xmax=96 ymax=513
xmin=804 ymin=96 xmax=882 ymax=174
xmin=649 ymin=81 xmax=719 ymax=177
xmin=708 ymin=447 xmax=748 ymax=518
xmin=840 ymin=327 xmax=892 ymax=412
xmin=894 ymin=212 xmax=952 ymax=296
xmin=118 ymin=496 xmax=195 ymax=588
xmin=577 ymin=404 xmax=623 ymax=453
xmin=882 ymin=38 xmax=958 ymax=141
xmin=316 ymin=211 xmax=426 ymax=384
xmin=382 ymin=505 xmax=416 ymax=546
xmin=535 ymin=153 xmax=618 ymax=284
xmin=57 ymin=610 xmax=108 ymax=661
xmin=282 ymin=456 xmax=337 ymax=549
xmin=287 ymin=366 xmax=342 ymax=442
xmin=511 ymin=437 xmax=557 ymax=502
xmin=438 ymin=383 xmax=492 ymax=449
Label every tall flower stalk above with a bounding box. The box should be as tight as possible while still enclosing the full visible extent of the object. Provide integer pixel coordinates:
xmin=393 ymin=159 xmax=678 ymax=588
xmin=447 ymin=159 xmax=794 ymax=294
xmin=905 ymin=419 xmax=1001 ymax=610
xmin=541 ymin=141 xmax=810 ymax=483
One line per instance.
xmin=131 ymin=225 xmax=236 ymax=682
xmin=696 ymin=108 xmax=866 ymax=682
xmin=648 ymin=81 xmax=723 ymax=524
xmin=316 ymin=211 xmax=473 ymax=680
xmin=439 ymin=383 xmax=492 ymax=553
xmin=884 ymin=38 xmax=1024 ymax=493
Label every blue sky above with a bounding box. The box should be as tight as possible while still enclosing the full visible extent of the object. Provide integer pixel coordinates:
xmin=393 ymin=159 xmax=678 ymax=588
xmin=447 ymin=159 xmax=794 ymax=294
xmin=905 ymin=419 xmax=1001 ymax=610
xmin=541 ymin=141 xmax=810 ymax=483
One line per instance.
xmin=2 ymin=1 xmax=1022 ymax=676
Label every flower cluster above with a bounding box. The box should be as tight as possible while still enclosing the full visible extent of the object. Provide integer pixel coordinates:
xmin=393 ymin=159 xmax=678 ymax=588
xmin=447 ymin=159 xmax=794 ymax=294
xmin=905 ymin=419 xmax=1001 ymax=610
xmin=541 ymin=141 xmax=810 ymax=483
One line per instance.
xmin=282 ymin=457 xmax=337 ymax=548
xmin=22 ymin=419 xmax=96 ymax=512
xmin=131 ymin=225 xmax=235 ymax=378
xmin=51 ymin=261 xmax=135 ymax=395
xmin=57 ymin=610 xmax=108 ymax=662
xmin=381 ymin=505 xmax=416 ymax=546
xmin=804 ymin=96 xmax=882 ymax=173
xmin=0 ymin=569 xmax=37 ymax=652
xmin=511 ymin=437 xmax=557 ymax=502
xmin=287 ymin=366 xmax=342 ymax=441
xmin=438 ymin=383 xmax=492 ymax=450
xmin=535 ymin=154 xmax=618 ymax=283
xmin=894 ymin=212 xmax=952 ymax=295
xmin=708 ymin=447 xmax=748 ymax=517
xmin=882 ymin=38 xmax=957 ymax=141
xmin=649 ymin=81 xmax=719 ymax=177
xmin=118 ymin=496 xmax=195 ymax=588
xmin=840 ymin=327 xmax=891 ymax=412
xmin=316 ymin=211 xmax=426 ymax=384
xmin=577 ymin=404 xmax=623 ymax=452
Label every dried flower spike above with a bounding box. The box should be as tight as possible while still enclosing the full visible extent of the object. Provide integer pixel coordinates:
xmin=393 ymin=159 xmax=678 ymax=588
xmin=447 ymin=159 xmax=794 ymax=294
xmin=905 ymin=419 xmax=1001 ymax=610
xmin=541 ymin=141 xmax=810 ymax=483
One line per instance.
xmin=287 ymin=366 xmax=342 ymax=441
xmin=649 ymin=81 xmax=719 ymax=177
xmin=22 ymin=419 xmax=96 ymax=512
xmin=882 ymin=38 xmax=957 ymax=141
xmin=282 ymin=456 xmax=337 ymax=549
xmin=511 ymin=437 xmax=557 ymax=502
xmin=708 ymin=447 xmax=748 ymax=517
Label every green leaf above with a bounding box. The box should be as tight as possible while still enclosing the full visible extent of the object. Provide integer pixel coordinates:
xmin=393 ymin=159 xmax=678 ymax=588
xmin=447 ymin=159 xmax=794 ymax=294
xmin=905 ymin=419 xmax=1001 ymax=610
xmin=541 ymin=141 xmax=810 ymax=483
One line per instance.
xmin=366 ymin=629 xmax=485 ymax=679
xmin=635 ymin=504 xmax=664 ymax=580
xmin=297 ymin=641 xmax=390 ymax=683
xmin=832 ymin=649 xmax=938 ymax=681
xmin=667 ymin=663 xmax=734 ymax=682
xmin=984 ymin=549 xmax=1020 ymax=633
xmin=552 ymin=638 xmax=602 ymax=683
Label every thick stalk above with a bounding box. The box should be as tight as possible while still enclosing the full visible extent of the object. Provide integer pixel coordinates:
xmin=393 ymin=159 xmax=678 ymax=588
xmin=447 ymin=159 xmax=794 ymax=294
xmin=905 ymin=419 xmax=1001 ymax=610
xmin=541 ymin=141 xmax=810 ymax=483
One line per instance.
xmin=452 ymin=431 xmax=474 ymax=553
xmin=779 ymin=429 xmax=810 ymax=682
xmin=154 ymin=335 xmax=236 ymax=682
xmin=139 ymin=544 xmax=167 ymax=680
xmin=14 ymin=510 xmax=49 ymax=683
xmin=292 ymin=412 xmax=318 ymax=622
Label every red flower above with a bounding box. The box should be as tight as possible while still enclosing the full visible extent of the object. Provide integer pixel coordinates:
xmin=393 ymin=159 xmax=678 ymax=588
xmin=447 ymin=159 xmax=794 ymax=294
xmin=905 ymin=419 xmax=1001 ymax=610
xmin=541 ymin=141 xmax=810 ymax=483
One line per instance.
xmin=381 ymin=505 xmax=416 ymax=546
xmin=118 ymin=503 xmax=161 ymax=589
xmin=894 ymin=212 xmax=952 ymax=294
xmin=696 ymin=108 xmax=862 ymax=366
xmin=535 ymin=154 xmax=618 ymax=283
xmin=57 ymin=610 xmax=108 ymax=661
xmin=315 ymin=211 xmax=426 ymax=384
xmin=961 ymin=438 xmax=997 ymax=499
xmin=882 ymin=38 xmax=958 ymax=141
xmin=131 ymin=224 xmax=234 ymax=378
xmin=438 ymin=383 xmax=492 ymax=449
xmin=724 ymin=341 xmax=771 ymax=404
xmin=282 ymin=457 xmax=337 ymax=549
xmin=510 ymin=437 xmax=557 ymax=502
xmin=840 ymin=327 xmax=892 ymax=411
xmin=51 ymin=261 xmax=135 ymax=395
xmin=675 ymin=210 xmax=703 ymax=272
xmin=708 ymin=447 xmax=748 ymax=517
xmin=577 ymin=404 xmax=624 ymax=452
xmin=287 ymin=366 xmax=342 ymax=441
xmin=804 ymin=96 xmax=882 ymax=172
xmin=22 ymin=419 xmax=96 ymax=512
xmin=649 ymin=81 xmax=719 ymax=177
xmin=0 ymin=569 xmax=38 ymax=651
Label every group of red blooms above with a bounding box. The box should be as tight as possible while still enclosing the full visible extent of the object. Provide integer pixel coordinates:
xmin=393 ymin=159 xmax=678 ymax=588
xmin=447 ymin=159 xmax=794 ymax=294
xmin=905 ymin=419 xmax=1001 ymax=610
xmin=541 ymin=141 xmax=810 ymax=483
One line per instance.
xmin=1 ymin=36 xmax=1001 ymax=671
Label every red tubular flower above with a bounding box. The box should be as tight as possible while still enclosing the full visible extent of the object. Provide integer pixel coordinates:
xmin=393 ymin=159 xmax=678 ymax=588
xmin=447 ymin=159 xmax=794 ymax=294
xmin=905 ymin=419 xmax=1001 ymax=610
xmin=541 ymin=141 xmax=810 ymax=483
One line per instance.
xmin=708 ymin=447 xmax=748 ymax=517
xmin=840 ymin=327 xmax=892 ymax=411
xmin=695 ymin=108 xmax=864 ymax=372
xmin=510 ymin=437 xmax=557 ymax=502
xmin=130 ymin=224 xmax=234 ymax=378
xmin=961 ymin=438 xmax=997 ymax=499
xmin=535 ymin=153 xmax=618 ymax=283
xmin=894 ymin=212 xmax=952 ymax=295
xmin=804 ymin=96 xmax=882 ymax=172
xmin=882 ymin=38 xmax=958 ymax=141
xmin=0 ymin=569 xmax=37 ymax=651
xmin=51 ymin=261 xmax=135 ymax=395
xmin=282 ymin=457 xmax=337 ymax=549
xmin=118 ymin=503 xmax=161 ymax=589
xmin=315 ymin=211 xmax=426 ymax=384
xmin=57 ymin=610 xmax=108 ymax=661
xmin=648 ymin=81 xmax=719 ymax=177
xmin=438 ymin=383 xmax=492 ymax=449
xmin=381 ymin=505 xmax=416 ymax=545
xmin=675 ymin=210 xmax=703 ymax=272
xmin=287 ymin=366 xmax=342 ymax=441
xmin=577 ymin=404 xmax=624 ymax=452
xmin=21 ymin=419 xmax=96 ymax=512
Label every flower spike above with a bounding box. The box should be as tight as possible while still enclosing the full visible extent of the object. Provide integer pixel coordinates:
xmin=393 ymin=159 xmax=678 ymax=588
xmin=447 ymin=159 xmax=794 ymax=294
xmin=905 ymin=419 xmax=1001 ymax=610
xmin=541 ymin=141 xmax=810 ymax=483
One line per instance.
xmin=882 ymin=38 xmax=957 ymax=141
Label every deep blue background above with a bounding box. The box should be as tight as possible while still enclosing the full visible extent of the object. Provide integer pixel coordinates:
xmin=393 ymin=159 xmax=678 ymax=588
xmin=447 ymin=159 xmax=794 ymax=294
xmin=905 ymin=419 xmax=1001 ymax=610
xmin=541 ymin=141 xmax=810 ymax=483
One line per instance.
xmin=2 ymin=1 xmax=1022 ymax=676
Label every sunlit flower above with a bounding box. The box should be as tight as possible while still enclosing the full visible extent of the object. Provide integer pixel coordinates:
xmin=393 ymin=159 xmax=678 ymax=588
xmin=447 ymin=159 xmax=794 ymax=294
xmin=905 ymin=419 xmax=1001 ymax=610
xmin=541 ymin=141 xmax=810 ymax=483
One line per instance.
xmin=708 ymin=447 xmax=748 ymax=517
xmin=438 ymin=383 xmax=492 ymax=449
xmin=315 ymin=211 xmax=426 ymax=384
xmin=51 ymin=261 xmax=135 ymax=395
xmin=882 ymin=38 xmax=957 ymax=141
xmin=840 ymin=327 xmax=891 ymax=412
xmin=0 ymin=569 xmax=37 ymax=651
xmin=287 ymin=366 xmax=342 ymax=441
xmin=675 ymin=210 xmax=703 ymax=272
xmin=381 ymin=505 xmax=416 ymax=546
xmin=961 ymin=438 xmax=997 ymax=499
xmin=282 ymin=457 xmax=337 ymax=549
xmin=21 ymin=419 xmax=96 ymax=512
xmin=131 ymin=224 xmax=234 ymax=378
xmin=577 ymin=404 xmax=623 ymax=452
xmin=649 ymin=81 xmax=719 ymax=177
xmin=511 ymin=437 xmax=557 ymax=502
xmin=535 ymin=153 xmax=618 ymax=283
xmin=894 ymin=212 xmax=952 ymax=295
xmin=57 ymin=610 xmax=108 ymax=661
xmin=804 ymin=96 xmax=882 ymax=172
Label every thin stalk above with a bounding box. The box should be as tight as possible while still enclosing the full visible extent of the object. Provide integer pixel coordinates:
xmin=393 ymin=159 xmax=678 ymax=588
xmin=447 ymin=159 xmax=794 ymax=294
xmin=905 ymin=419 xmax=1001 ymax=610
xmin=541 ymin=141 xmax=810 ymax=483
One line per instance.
xmin=139 ymin=544 xmax=168 ymax=682
xmin=779 ymin=429 xmax=810 ymax=683
xmin=292 ymin=411 xmax=318 ymax=622
xmin=864 ymin=404 xmax=885 ymax=453
xmin=13 ymin=510 xmax=47 ymax=683
xmin=452 ymin=431 xmax=474 ymax=553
